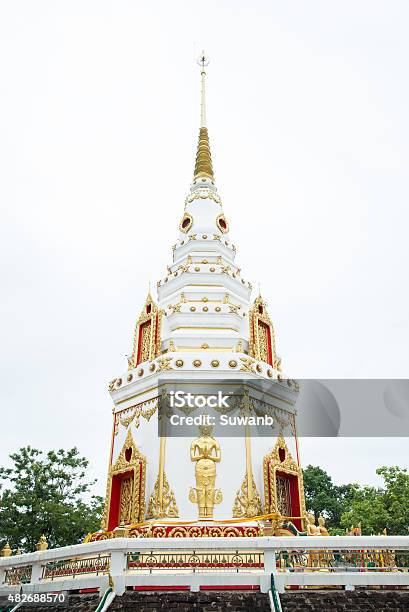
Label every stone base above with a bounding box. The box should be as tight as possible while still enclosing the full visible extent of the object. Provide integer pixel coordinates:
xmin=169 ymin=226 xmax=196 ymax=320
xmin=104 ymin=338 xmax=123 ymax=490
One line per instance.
xmin=13 ymin=589 xmax=409 ymax=611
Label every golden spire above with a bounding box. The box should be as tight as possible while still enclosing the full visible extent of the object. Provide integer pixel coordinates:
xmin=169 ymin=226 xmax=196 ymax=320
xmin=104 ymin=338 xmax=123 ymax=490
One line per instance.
xmin=193 ymin=52 xmax=214 ymax=182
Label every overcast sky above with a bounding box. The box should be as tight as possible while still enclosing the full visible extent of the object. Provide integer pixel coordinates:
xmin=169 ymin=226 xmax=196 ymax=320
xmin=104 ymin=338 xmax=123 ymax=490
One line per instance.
xmin=0 ymin=1 xmax=408 ymax=496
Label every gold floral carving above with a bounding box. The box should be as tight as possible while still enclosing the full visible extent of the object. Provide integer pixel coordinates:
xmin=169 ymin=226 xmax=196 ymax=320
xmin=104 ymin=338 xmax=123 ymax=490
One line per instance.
xmin=147 ymin=471 xmax=179 ymax=519
xmin=101 ymin=428 xmax=147 ymax=530
xmin=232 ymin=473 xmax=262 ymax=518
xmin=257 ymin=321 xmax=269 ymax=363
xmin=119 ymin=476 xmax=133 ymax=525
xmin=263 ymin=436 xmax=306 ymax=528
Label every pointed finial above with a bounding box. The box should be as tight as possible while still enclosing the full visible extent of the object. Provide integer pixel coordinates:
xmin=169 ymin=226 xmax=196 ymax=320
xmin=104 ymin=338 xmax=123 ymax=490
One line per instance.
xmin=36 ymin=535 xmax=48 ymax=551
xmin=193 ymin=52 xmax=214 ymax=184
xmin=197 ymin=51 xmax=209 ymax=128
xmin=1 ymin=542 xmax=12 ymax=557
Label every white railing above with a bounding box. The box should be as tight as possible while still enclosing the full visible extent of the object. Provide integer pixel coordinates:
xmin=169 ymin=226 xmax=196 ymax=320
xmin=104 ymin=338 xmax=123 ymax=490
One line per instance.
xmin=0 ymin=536 xmax=408 ymax=595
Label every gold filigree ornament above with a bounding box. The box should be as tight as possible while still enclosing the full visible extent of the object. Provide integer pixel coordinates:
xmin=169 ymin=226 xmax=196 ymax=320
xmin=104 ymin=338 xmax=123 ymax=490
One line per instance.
xmin=263 ymin=436 xmax=306 ymax=527
xmin=179 ymin=213 xmax=193 ymax=233
xmin=228 ymin=304 xmax=240 ymax=314
xmin=156 ymin=357 xmax=173 ymax=371
xmin=216 ymin=214 xmax=229 ymax=233
xmin=239 ymin=357 xmax=256 ymax=373
xmin=118 ymin=398 xmax=158 ymax=429
xmin=185 ymin=189 xmax=221 ymax=206
xmin=128 ymin=293 xmax=162 ymax=369
xmin=101 ymin=428 xmax=146 ymax=530
xmin=248 ymin=295 xmax=279 ymax=368
xmin=232 ymin=473 xmax=262 ymax=518
xmin=147 ymin=471 xmax=179 ymax=519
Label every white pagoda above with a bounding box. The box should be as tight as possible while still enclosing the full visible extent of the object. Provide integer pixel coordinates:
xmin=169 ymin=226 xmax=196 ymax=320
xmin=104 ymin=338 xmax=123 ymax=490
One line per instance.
xmin=91 ymin=56 xmax=306 ymax=541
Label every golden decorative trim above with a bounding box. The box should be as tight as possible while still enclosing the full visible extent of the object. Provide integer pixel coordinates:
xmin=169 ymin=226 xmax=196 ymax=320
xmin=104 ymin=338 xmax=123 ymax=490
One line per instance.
xmin=118 ymin=398 xmax=158 ymax=430
xmin=216 ymin=214 xmax=229 ymax=234
xmin=147 ymin=471 xmax=179 ymax=519
xmin=229 ymin=360 xmax=238 ymax=368
xmin=179 ymin=213 xmax=193 ymax=233
xmin=193 ymin=359 xmax=202 ymax=368
xmin=233 ymin=473 xmax=262 ymax=518
xmin=127 ymin=524 xmax=261 ymax=539
xmin=175 ymin=359 xmax=184 ymax=368
xmin=193 ymin=127 xmax=214 ymax=180
xmin=185 ymin=189 xmax=221 ymax=206
xmin=156 ymin=357 xmax=173 ymax=371
xmin=239 ymin=357 xmax=256 ymax=373
xmin=211 ymin=359 xmax=220 ymax=368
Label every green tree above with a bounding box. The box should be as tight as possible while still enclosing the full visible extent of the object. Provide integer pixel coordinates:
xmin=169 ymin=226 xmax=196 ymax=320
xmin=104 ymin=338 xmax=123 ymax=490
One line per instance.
xmin=0 ymin=446 xmax=104 ymax=552
xmin=377 ymin=466 xmax=409 ymax=535
xmin=340 ymin=486 xmax=389 ymax=535
xmin=302 ymin=465 xmax=357 ymax=529
xmin=340 ymin=467 xmax=409 ymax=536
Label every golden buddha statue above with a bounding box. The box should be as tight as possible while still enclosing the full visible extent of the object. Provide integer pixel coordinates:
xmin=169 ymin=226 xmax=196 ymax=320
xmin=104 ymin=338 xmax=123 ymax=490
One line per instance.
xmin=305 ymin=513 xmax=322 ymax=568
xmin=189 ymin=425 xmax=222 ymax=519
xmin=318 ymin=514 xmax=329 ymax=536
xmin=306 ymin=513 xmax=321 ymax=536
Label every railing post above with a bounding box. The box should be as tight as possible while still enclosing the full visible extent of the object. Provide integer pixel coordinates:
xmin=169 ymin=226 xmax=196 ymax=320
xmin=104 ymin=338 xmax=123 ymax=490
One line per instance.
xmin=261 ymin=548 xmax=277 ymax=593
xmin=0 ymin=565 xmax=6 ymax=585
xmin=190 ymin=575 xmax=200 ymax=592
xmin=30 ymin=561 xmax=43 ymax=585
xmin=264 ymin=549 xmax=277 ymax=574
xmin=110 ymin=551 xmax=127 ymax=596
